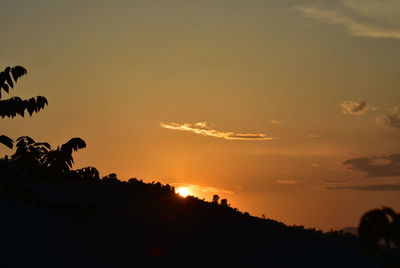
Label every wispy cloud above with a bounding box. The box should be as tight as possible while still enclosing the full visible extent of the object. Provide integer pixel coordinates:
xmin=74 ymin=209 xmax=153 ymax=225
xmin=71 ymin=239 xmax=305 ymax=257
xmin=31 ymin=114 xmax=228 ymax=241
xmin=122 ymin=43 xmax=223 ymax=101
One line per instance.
xmin=270 ymin=120 xmax=284 ymax=125
xmin=296 ymin=5 xmax=400 ymax=39
xmin=343 ymin=153 xmax=400 ymax=178
xmin=235 ymin=185 xmax=244 ymax=191
xmin=340 ymin=100 xmax=374 ymax=115
xmin=343 ymin=0 xmax=400 ymax=26
xmin=160 ymin=122 xmax=273 ymax=141
xmin=276 ymin=179 xmax=297 ymax=185
xmin=327 ymin=184 xmax=400 ymax=191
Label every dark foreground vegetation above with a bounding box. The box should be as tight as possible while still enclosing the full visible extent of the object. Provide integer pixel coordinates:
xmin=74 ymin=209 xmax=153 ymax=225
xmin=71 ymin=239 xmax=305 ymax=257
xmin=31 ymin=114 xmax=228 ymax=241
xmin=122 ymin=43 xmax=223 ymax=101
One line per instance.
xmin=0 ymin=65 xmax=396 ymax=267
xmin=0 ymin=164 xmax=381 ymax=267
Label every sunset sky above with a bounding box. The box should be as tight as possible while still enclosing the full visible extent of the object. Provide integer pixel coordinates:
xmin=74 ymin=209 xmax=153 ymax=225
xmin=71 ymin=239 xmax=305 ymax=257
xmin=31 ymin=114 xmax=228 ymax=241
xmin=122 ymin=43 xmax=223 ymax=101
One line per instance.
xmin=1 ymin=0 xmax=400 ymax=230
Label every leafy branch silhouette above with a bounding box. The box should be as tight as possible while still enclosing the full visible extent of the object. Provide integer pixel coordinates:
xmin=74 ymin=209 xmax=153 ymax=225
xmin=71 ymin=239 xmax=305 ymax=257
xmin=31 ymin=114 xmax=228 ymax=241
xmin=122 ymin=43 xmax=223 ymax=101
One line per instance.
xmin=1 ymin=65 xmax=93 ymax=180
xmin=0 ymin=66 xmax=48 ymax=149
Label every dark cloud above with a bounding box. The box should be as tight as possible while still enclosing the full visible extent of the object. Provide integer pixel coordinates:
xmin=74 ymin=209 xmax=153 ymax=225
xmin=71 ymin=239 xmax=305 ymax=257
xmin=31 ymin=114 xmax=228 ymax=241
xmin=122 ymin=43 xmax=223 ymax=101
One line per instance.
xmin=376 ymin=114 xmax=400 ymax=129
xmin=327 ymin=184 xmax=400 ymax=191
xmin=343 ymin=153 xmax=400 ymax=178
xmin=340 ymin=101 xmax=372 ymax=115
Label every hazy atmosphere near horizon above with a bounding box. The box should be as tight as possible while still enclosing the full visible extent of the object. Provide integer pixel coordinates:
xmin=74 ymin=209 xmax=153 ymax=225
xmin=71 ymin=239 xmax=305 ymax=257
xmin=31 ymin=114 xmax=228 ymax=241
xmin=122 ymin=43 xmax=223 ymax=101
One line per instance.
xmin=1 ymin=0 xmax=400 ymax=231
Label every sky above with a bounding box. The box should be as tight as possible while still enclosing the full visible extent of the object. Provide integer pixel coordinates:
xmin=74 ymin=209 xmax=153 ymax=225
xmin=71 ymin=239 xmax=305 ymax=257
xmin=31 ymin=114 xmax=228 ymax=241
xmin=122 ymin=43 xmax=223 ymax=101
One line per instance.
xmin=1 ymin=0 xmax=400 ymax=230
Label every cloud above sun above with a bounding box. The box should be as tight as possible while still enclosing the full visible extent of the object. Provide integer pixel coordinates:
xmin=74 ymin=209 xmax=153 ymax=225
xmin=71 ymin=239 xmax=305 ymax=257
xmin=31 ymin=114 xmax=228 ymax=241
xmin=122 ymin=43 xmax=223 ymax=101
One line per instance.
xmin=160 ymin=122 xmax=273 ymax=141
xmin=296 ymin=1 xmax=400 ymax=39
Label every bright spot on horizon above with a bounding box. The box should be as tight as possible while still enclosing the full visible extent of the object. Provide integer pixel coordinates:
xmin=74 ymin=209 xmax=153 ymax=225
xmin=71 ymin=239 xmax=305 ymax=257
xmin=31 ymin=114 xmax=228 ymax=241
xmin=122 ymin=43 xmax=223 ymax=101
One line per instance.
xmin=176 ymin=187 xmax=190 ymax=197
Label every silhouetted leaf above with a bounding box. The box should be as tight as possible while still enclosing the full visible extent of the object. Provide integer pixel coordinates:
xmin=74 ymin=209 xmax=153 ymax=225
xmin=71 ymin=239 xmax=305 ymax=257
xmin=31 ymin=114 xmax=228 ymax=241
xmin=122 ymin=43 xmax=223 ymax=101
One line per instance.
xmin=61 ymin=138 xmax=86 ymax=153
xmin=2 ymin=83 xmax=9 ymax=93
xmin=26 ymin=97 xmax=37 ymax=116
xmin=0 ymin=135 xmax=13 ymax=149
xmin=4 ymin=67 xmax=13 ymax=88
xmin=11 ymin=66 xmax=27 ymax=82
xmin=36 ymin=96 xmax=48 ymax=110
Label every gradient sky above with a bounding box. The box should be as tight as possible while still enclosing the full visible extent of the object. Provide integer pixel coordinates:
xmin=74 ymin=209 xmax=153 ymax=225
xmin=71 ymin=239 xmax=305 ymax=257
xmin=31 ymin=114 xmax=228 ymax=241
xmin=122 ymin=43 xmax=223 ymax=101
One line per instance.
xmin=1 ymin=0 xmax=400 ymax=230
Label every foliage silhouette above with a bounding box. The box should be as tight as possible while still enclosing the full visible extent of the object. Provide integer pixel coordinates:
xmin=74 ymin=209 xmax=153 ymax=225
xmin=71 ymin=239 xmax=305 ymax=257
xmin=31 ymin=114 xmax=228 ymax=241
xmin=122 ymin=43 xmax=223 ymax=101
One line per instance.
xmin=358 ymin=207 xmax=400 ymax=267
xmin=45 ymin=137 xmax=86 ymax=173
xmin=73 ymin=166 xmax=100 ymax=180
xmin=1 ymin=136 xmax=92 ymax=182
xmin=0 ymin=66 xmax=48 ymax=149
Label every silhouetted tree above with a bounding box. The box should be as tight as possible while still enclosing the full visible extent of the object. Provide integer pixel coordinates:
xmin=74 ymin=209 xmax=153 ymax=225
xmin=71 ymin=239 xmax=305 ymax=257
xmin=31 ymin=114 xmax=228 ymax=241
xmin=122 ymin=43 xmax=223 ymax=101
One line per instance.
xmin=0 ymin=66 xmax=48 ymax=149
xmin=128 ymin=178 xmax=139 ymax=184
xmin=212 ymin=194 xmax=219 ymax=204
xmin=220 ymin=198 xmax=229 ymax=208
xmin=102 ymin=173 xmax=120 ymax=182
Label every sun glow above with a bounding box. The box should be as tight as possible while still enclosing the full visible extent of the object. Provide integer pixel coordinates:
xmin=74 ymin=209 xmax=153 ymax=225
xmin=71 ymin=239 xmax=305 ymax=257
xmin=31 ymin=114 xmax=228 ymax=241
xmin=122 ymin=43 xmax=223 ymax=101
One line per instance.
xmin=176 ymin=187 xmax=190 ymax=197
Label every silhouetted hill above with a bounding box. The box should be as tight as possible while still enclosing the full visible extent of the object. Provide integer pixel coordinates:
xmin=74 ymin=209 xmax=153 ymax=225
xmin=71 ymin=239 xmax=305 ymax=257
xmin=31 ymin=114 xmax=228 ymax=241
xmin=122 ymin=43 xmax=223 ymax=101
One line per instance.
xmin=0 ymin=174 xmax=381 ymax=268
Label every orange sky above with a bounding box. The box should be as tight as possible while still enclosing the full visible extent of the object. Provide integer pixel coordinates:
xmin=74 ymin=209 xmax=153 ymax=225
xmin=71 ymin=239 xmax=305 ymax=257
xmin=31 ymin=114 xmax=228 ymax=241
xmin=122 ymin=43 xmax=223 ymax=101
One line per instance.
xmin=1 ymin=0 xmax=400 ymax=230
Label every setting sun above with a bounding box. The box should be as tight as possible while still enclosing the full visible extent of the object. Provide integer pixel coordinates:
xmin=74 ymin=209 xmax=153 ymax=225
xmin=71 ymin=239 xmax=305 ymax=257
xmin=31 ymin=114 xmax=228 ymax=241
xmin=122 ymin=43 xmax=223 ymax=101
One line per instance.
xmin=176 ymin=187 xmax=190 ymax=198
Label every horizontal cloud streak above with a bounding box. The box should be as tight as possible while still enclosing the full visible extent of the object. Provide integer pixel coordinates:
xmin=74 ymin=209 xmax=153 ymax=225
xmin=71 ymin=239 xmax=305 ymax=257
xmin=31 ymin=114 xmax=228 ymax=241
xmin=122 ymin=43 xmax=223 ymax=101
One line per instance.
xmin=296 ymin=6 xmax=400 ymax=39
xmin=327 ymin=184 xmax=400 ymax=191
xmin=276 ymin=179 xmax=297 ymax=185
xmin=270 ymin=120 xmax=284 ymax=125
xmin=160 ymin=122 xmax=273 ymax=141
xmin=343 ymin=153 xmax=400 ymax=178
